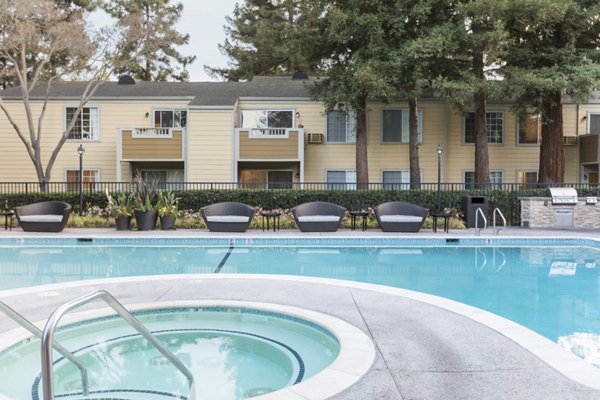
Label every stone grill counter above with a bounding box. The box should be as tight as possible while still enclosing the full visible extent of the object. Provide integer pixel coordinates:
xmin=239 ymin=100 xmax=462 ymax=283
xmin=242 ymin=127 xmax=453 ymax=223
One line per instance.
xmin=520 ymin=196 xmax=600 ymax=228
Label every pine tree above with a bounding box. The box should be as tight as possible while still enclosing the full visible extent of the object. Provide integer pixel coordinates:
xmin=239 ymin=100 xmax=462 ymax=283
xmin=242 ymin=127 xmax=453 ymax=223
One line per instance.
xmin=206 ymin=0 xmax=325 ymax=81
xmin=502 ymin=0 xmax=600 ymax=184
xmin=103 ymin=0 xmax=196 ymax=81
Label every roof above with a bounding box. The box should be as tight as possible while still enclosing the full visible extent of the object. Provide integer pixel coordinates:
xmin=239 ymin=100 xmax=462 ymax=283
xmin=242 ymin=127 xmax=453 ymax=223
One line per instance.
xmin=0 ymin=76 xmax=315 ymax=107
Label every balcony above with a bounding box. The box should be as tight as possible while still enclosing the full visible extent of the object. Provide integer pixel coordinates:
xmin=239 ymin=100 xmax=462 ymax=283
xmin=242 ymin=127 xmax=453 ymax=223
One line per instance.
xmin=236 ymin=128 xmax=303 ymax=161
xmin=119 ymin=128 xmax=184 ymax=161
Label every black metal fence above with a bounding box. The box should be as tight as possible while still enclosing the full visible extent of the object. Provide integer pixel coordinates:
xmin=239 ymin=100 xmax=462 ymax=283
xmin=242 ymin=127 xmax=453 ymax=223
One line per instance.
xmin=1 ymin=181 xmax=598 ymax=194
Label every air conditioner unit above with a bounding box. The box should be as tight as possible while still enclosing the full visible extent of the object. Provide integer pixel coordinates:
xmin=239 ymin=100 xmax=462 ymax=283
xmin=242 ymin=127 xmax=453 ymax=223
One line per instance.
xmin=307 ymin=133 xmax=324 ymax=144
xmin=563 ymin=136 xmax=577 ymax=146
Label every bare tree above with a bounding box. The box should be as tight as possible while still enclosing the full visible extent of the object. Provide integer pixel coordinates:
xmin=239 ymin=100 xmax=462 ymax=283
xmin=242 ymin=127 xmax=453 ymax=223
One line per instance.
xmin=0 ymin=0 xmax=123 ymax=190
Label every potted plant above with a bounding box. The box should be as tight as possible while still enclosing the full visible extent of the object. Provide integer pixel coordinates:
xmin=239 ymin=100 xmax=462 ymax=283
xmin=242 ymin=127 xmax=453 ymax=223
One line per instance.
xmin=106 ymin=191 xmax=134 ymax=230
xmin=157 ymin=190 xmax=179 ymax=230
xmin=132 ymin=175 xmax=159 ymax=230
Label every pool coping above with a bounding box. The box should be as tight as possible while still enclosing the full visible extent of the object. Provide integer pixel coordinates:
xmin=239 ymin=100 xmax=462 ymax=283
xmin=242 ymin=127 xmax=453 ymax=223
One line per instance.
xmin=1 ymin=273 xmax=600 ymax=393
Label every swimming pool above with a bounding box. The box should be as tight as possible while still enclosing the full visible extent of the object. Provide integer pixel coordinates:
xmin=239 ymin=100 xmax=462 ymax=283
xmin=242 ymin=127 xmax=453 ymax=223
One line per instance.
xmin=1 ymin=237 xmax=599 ymax=367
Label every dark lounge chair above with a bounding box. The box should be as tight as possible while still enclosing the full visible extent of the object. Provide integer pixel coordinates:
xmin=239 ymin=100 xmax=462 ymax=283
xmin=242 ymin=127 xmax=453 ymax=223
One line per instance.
xmin=292 ymin=201 xmax=346 ymax=232
xmin=200 ymin=202 xmax=255 ymax=232
xmin=374 ymin=201 xmax=428 ymax=232
xmin=13 ymin=201 xmax=71 ymax=232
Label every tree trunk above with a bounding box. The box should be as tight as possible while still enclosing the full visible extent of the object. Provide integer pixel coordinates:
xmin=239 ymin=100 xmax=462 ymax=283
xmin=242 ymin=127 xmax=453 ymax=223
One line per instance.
xmin=473 ymin=89 xmax=490 ymax=188
xmin=538 ymin=91 xmax=564 ymax=184
xmin=472 ymin=21 xmax=490 ymax=189
xmin=356 ymin=95 xmax=369 ymax=189
xmin=408 ymin=98 xmax=421 ymax=189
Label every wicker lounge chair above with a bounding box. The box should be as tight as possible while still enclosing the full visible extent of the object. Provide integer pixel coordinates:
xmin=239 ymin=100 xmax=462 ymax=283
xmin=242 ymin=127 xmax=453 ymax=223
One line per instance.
xmin=13 ymin=201 xmax=71 ymax=232
xmin=374 ymin=201 xmax=428 ymax=232
xmin=200 ymin=202 xmax=255 ymax=232
xmin=292 ymin=201 xmax=346 ymax=232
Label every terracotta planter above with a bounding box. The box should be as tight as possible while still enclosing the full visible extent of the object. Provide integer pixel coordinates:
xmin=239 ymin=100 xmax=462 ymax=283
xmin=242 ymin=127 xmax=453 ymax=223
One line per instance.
xmin=115 ymin=216 xmax=131 ymax=231
xmin=134 ymin=210 xmax=157 ymax=231
xmin=160 ymin=215 xmax=176 ymax=230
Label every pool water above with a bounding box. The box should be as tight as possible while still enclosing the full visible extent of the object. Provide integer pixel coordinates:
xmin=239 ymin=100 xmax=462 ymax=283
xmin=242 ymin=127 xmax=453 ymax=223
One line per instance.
xmin=0 ymin=307 xmax=340 ymax=400
xmin=1 ymin=239 xmax=600 ymax=367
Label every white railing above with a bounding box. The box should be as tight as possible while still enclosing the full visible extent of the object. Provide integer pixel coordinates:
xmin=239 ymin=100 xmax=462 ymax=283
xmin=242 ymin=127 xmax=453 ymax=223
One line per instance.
xmin=132 ymin=127 xmax=173 ymax=138
xmin=249 ymin=128 xmax=289 ymax=138
xmin=493 ymin=208 xmax=506 ymax=235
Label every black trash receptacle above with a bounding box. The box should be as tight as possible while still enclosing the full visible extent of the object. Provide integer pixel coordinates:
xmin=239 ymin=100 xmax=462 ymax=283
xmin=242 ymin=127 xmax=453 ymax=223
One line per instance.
xmin=461 ymin=196 xmax=488 ymax=228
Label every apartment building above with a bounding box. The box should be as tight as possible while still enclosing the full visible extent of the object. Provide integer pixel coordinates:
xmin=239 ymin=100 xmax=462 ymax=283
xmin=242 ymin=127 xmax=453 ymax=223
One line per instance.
xmin=0 ymin=74 xmax=599 ymax=188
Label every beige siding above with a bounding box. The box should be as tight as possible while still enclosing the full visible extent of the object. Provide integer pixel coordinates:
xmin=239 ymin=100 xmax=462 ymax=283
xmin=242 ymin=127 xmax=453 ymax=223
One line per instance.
xmin=121 ymin=130 xmax=183 ymax=160
xmin=187 ymin=111 xmax=233 ymax=181
xmin=239 ymin=131 xmax=299 ymax=159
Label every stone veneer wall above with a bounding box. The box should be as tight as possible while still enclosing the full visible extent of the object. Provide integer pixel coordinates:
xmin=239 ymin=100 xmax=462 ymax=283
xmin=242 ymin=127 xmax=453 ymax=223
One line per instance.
xmin=520 ymin=197 xmax=600 ymax=228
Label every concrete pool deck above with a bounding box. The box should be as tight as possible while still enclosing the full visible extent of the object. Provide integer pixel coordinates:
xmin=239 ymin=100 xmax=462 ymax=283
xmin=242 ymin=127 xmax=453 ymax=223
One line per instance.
xmin=0 ymin=227 xmax=600 ymax=399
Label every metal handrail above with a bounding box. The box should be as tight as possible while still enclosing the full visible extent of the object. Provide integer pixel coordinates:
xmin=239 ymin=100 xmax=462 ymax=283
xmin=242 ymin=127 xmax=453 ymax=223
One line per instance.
xmin=493 ymin=208 xmax=507 ymax=235
xmin=0 ymin=301 xmax=89 ymax=396
xmin=475 ymin=207 xmax=487 ymax=236
xmin=41 ymin=290 xmax=195 ymax=400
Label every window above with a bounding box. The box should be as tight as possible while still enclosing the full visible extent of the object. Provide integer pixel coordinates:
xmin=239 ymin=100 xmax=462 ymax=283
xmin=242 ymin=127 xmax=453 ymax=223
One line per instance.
xmin=141 ymin=170 xmax=184 ymax=189
xmin=517 ymin=171 xmax=538 ymax=188
xmin=239 ymin=170 xmax=293 ymax=189
xmin=241 ymin=110 xmax=294 ymax=129
xmin=589 ymin=114 xmax=600 ymax=134
xmin=326 ymin=170 xmax=356 ymax=190
xmin=154 ymin=110 xmax=187 ymax=128
xmin=518 ymin=114 xmax=541 ymax=144
xmin=326 ymin=111 xmax=356 ymax=143
xmin=382 ymin=170 xmax=423 ymax=189
xmin=66 ymin=107 xmax=99 ymax=140
xmin=382 ymin=109 xmax=423 ymax=143
xmin=464 ymin=111 xmax=504 ymax=144
xmin=464 ymin=171 xmax=503 ymax=189
xmin=66 ymin=169 xmax=99 ymax=191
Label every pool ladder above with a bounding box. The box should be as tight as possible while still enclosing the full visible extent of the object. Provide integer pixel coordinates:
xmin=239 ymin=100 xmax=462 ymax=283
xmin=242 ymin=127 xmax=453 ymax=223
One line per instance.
xmin=475 ymin=207 xmax=506 ymax=236
xmin=0 ymin=290 xmax=195 ymax=400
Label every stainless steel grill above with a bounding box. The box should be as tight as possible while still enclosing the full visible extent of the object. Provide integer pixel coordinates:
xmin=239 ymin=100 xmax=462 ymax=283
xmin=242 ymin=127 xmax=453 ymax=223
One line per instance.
xmin=549 ymin=187 xmax=578 ymax=205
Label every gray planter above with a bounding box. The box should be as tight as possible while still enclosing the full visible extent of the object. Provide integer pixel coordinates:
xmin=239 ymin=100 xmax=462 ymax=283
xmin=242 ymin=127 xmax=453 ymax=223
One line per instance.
xmin=160 ymin=215 xmax=176 ymax=230
xmin=115 ymin=216 xmax=131 ymax=231
xmin=134 ymin=210 xmax=157 ymax=231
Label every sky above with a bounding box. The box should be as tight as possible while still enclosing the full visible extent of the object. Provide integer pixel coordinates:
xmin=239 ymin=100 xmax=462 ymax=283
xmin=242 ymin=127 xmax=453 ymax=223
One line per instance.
xmin=91 ymin=0 xmax=240 ymax=82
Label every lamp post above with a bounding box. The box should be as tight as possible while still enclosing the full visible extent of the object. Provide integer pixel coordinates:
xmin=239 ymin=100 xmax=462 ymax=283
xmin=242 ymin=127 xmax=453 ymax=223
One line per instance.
xmin=77 ymin=144 xmax=85 ymax=216
xmin=437 ymin=144 xmax=443 ymax=213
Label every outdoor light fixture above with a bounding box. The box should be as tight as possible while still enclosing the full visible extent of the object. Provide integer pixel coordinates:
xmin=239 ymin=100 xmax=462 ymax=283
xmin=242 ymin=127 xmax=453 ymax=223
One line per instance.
xmin=145 ymin=112 xmax=150 ymax=118
xmin=436 ymin=144 xmax=443 ymax=213
xmin=77 ymin=144 xmax=85 ymax=216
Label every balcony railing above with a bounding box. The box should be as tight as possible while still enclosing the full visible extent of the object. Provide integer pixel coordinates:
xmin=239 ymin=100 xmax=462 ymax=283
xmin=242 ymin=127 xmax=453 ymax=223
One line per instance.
xmin=132 ymin=127 xmax=173 ymax=138
xmin=249 ymin=128 xmax=289 ymax=138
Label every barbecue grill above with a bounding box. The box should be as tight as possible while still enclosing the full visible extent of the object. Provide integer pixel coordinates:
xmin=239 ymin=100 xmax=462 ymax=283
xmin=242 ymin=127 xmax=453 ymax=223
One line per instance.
xmin=548 ymin=187 xmax=578 ymax=205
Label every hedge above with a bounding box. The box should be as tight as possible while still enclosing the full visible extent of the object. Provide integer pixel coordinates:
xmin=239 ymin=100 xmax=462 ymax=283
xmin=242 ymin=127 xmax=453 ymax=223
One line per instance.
xmin=3 ymin=187 xmax=600 ymax=226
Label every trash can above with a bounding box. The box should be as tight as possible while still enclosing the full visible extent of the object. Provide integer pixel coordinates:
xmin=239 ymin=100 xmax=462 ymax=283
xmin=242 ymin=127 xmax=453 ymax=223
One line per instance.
xmin=461 ymin=196 xmax=488 ymax=228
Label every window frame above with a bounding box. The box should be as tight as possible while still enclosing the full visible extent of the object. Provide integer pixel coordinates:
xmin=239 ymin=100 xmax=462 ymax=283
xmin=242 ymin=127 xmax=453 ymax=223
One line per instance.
xmin=463 ymin=111 xmax=504 ymax=145
xmin=64 ymin=168 xmax=100 ymax=191
xmin=381 ymin=169 xmax=423 ymax=190
xmin=380 ymin=108 xmax=423 ymax=144
xmin=587 ymin=112 xmax=600 ymax=135
xmin=240 ymin=109 xmax=295 ymax=129
xmin=65 ymin=105 xmax=100 ymax=141
xmin=325 ymin=169 xmax=357 ymax=190
xmin=153 ymin=109 xmax=188 ymax=129
xmin=463 ymin=170 xmax=504 ymax=190
xmin=516 ymin=170 xmax=539 ymax=189
xmin=326 ymin=110 xmax=357 ymax=144
xmin=517 ymin=113 xmax=542 ymax=145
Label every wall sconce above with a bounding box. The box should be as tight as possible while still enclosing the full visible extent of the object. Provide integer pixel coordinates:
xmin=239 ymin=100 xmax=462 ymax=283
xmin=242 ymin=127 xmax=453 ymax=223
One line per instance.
xmin=582 ymin=115 xmax=587 ymax=121
xmin=145 ymin=112 xmax=150 ymax=118
xmin=296 ymin=112 xmax=300 ymax=118
xmin=295 ymin=172 xmax=300 ymax=179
